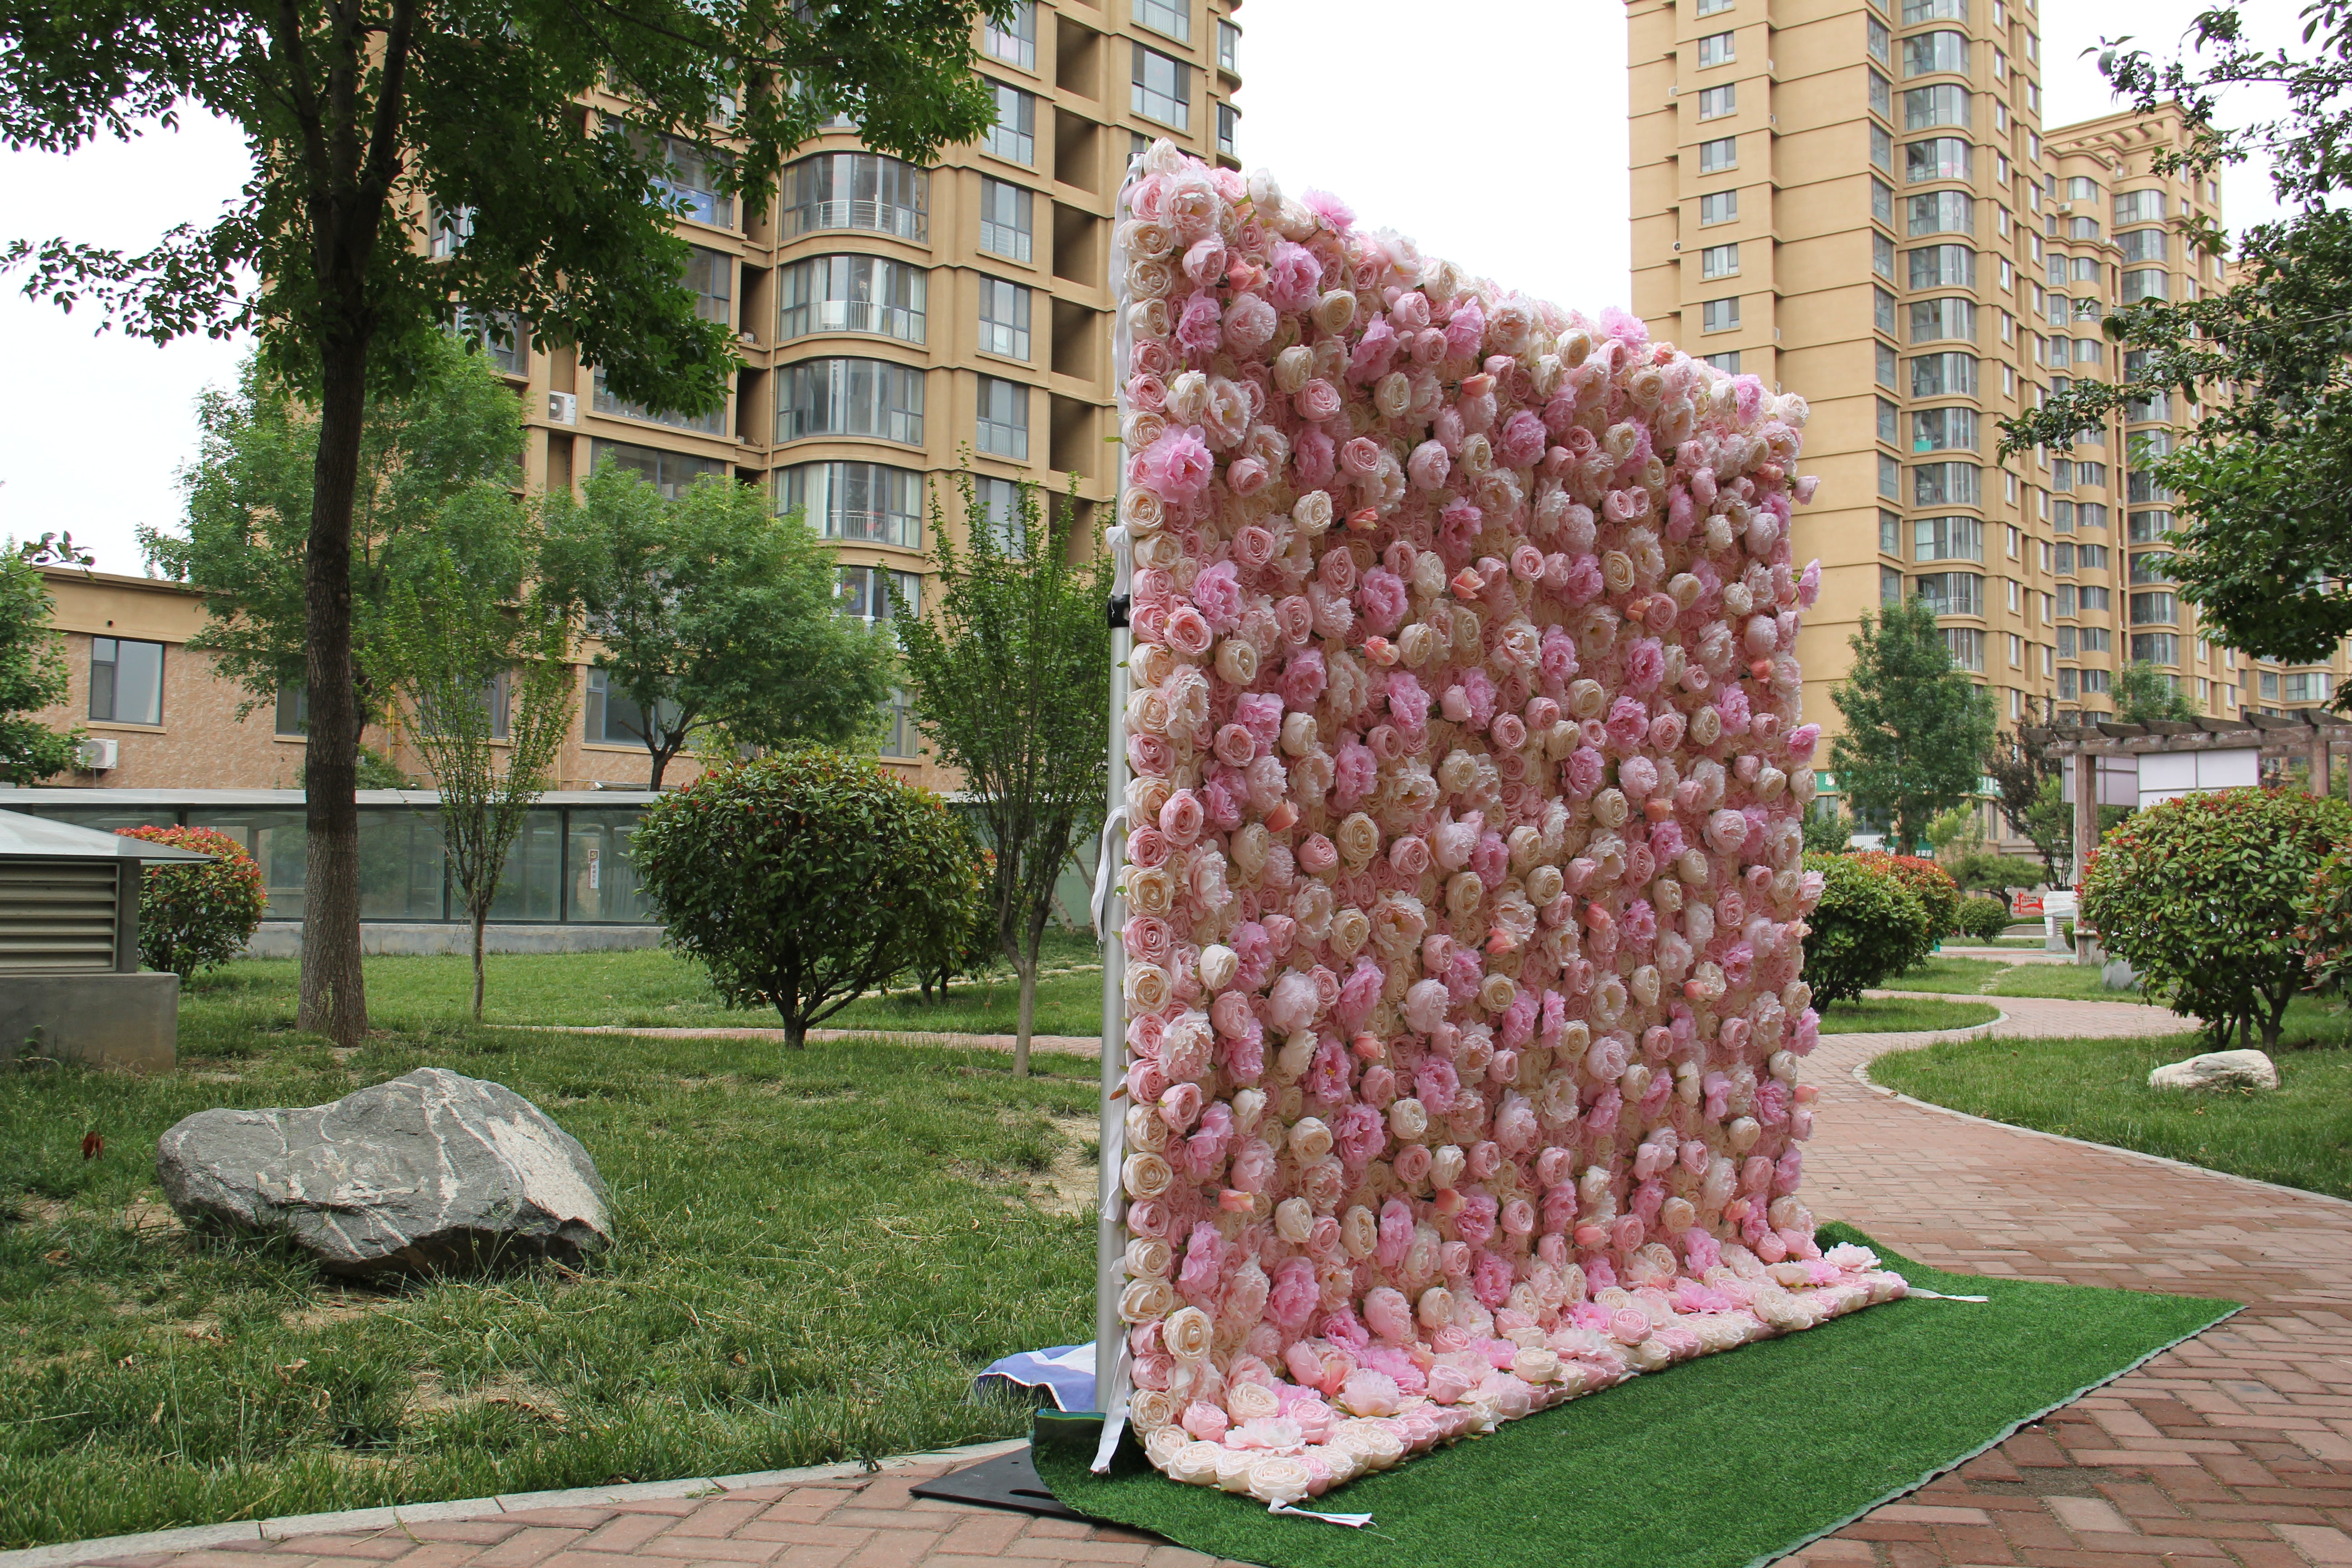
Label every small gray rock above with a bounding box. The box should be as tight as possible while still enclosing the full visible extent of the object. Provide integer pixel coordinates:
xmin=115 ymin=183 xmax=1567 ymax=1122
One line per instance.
xmin=2102 ymin=959 xmax=2140 ymax=991
xmin=157 ymin=1068 xmax=611 ymax=1276
xmin=2147 ymin=1049 xmax=2279 ymax=1093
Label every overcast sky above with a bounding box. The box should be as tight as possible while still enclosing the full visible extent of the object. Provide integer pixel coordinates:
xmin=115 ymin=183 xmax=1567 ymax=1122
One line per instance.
xmin=0 ymin=0 xmax=2300 ymax=574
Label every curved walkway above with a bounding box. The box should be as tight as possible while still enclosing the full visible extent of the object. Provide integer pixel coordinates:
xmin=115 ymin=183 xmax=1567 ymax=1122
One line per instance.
xmin=29 ymin=998 xmax=2352 ymax=1568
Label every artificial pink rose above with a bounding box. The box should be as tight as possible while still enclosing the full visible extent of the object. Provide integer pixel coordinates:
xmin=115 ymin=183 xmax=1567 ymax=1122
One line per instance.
xmin=1166 ymin=605 xmax=1214 ymax=657
xmin=1295 ymin=377 xmax=1343 ymax=423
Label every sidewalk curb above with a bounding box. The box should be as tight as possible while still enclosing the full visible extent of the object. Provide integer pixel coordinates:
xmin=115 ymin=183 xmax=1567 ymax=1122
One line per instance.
xmin=0 ymin=1439 xmax=1030 ymax=1568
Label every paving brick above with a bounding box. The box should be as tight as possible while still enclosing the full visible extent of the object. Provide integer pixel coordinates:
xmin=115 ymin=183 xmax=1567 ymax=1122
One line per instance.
xmin=2275 ymin=1524 xmax=2352 ymax=1563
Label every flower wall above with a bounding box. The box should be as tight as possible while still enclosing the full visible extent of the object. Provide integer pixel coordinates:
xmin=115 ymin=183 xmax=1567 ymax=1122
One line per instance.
xmin=1106 ymin=141 xmax=1906 ymax=1509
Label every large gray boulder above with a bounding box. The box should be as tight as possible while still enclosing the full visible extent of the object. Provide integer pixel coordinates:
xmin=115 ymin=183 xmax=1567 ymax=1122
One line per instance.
xmin=2147 ymin=1049 xmax=2279 ymax=1093
xmin=157 ymin=1068 xmax=611 ymax=1276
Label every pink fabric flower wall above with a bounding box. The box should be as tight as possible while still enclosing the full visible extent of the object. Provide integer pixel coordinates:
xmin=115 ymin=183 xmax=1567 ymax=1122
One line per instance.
xmin=1107 ymin=141 xmax=1905 ymax=1509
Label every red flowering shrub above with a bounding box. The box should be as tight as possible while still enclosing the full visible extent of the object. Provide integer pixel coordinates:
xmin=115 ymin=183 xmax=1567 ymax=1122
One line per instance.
xmin=1851 ymin=850 xmax=1962 ymax=938
xmin=114 ymin=825 xmax=268 ymax=977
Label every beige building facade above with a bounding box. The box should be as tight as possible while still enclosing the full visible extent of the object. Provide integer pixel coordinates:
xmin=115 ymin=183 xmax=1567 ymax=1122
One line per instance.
xmin=1627 ymin=0 xmax=2347 ymax=835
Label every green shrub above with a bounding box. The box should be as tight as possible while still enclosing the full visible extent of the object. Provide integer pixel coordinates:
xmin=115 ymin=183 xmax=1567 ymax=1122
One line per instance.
xmin=1955 ymin=895 xmax=2014 ymax=944
xmin=630 ymin=747 xmax=987 ymax=1047
xmin=112 ymin=825 xmax=268 ymax=978
xmin=1852 ymin=849 xmax=1961 ymax=940
xmin=1802 ymin=806 xmax=1852 ymax=854
xmin=1950 ymin=852 xmax=2048 ymax=896
xmin=2082 ymin=787 xmax=2352 ymax=1049
xmin=1803 ymin=851 xmax=1933 ymax=1005
xmin=2295 ymin=840 xmax=2352 ymax=999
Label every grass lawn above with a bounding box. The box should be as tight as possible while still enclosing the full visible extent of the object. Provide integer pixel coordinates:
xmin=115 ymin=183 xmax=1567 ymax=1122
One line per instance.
xmin=1879 ymin=956 xmax=2134 ymax=1002
xmin=1869 ymin=1010 xmax=2352 ymax=1199
xmin=0 ymin=964 xmax=1104 ymax=1550
xmin=1815 ymin=996 xmax=1998 ymax=1034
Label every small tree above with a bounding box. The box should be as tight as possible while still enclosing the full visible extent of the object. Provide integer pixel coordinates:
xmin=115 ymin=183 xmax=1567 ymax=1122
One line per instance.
xmin=631 ymin=748 xmax=985 ymax=1048
xmin=1955 ymin=896 xmax=2015 ymax=945
xmin=1802 ymin=805 xmax=1853 ymax=855
xmin=891 ymin=477 xmax=1111 ymax=1077
xmin=0 ymin=548 xmax=75 ymax=783
xmin=2082 ymin=788 xmax=2352 ymax=1049
xmin=539 ymin=466 xmax=895 ymax=789
xmin=1950 ymin=853 xmax=2049 ymax=897
xmin=1831 ymin=597 xmax=1997 ymax=854
xmin=1852 ymin=850 xmax=1962 ymax=941
xmin=1802 ymin=852 xmax=1932 ymax=1006
xmin=373 ymin=495 xmax=576 ymax=1020
xmin=114 ymin=826 xmax=269 ymax=977
xmin=2113 ymin=661 xmax=2197 ymax=725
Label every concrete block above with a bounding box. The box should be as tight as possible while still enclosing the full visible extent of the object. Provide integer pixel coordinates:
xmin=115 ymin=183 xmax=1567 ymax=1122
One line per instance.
xmin=0 ymin=971 xmax=176 ymax=1072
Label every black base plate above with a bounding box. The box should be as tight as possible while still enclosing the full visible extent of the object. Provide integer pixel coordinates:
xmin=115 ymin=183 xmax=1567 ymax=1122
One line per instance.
xmin=909 ymin=1445 xmax=1088 ymax=1519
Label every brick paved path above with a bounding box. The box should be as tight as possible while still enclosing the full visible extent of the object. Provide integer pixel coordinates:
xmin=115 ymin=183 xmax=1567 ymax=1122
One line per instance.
xmin=69 ymin=996 xmax=2352 ymax=1568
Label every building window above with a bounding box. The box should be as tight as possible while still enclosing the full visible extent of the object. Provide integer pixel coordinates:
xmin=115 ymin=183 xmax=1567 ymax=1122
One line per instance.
xmin=1133 ymin=44 xmax=1191 ymax=130
xmin=978 ymin=276 xmax=1032 ymax=359
xmin=591 ymin=365 xmax=726 ymax=436
xmin=1698 ymin=29 xmax=1737 ymax=66
xmin=1697 ymin=0 xmax=1734 ymax=13
xmin=2078 ymin=585 xmax=2112 ymax=612
xmin=2117 ymin=228 xmax=2169 ymax=265
xmin=1908 ymin=296 xmax=1976 ymax=343
xmin=1911 ymin=406 xmax=1978 ymax=451
xmin=985 ymin=0 xmax=1037 ymax=68
xmin=428 ymin=203 xmax=474 ymax=260
xmin=1902 ymin=84 xmax=1971 ymax=132
xmin=1913 ymin=514 xmax=1984 ymax=562
xmin=979 ymin=177 xmax=1034 ymax=262
xmin=1904 ymin=137 xmax=1971 ymax=184
xmin=1878 ymin=452 xmax=1901 ymax=498
xmin=838 ymin=565 xmax=923 ymax=626
xmin=1878 ymin=396 xmax=1900 ymax=443
xmin=591 ymin=439 xmax=730 ymax=500
xmin=877 ymin=689 xmax=918 ymax=759
xmin=2120 ymin=268 xmax=2169 ymax=304
xmin=629 ymin=128 xmax=733 ymax=228
xmin=1135 ymin=0 xmax=1191 ymax=43
xmin=1907 ymin=350 xmax=1977 ymax=396
xmin=1901 ymin=29 xmax=1968 ymax=78
xmin=585 ymin=668 xmax=681 ymax=747
xmin=2285 ymin=671 xmax=2334 ymax=705
xmin=89 ymin=637 xmax=164 ymax=725
xmin=2067 ymin=215 xmax=2102 ymax=241
xmin=275 ymin=684 xmax=308 ymax=737
xmin=1704 ymin=351 xmax=1741 ymax=372
xmin=976 ymin=375 xmax=1029 ymax=459
xmin=777 ymin=461 xmax=925 ymax=549
xmin=1218 ymin=19 xmax=1241 ymax=73
xmin=782 ymin=153 xmax=928 ymax=241
xmin=1700 ymin=135 xmax=1738 ymax=172
xmin=778 ymin=255 xmax=927 ymax=344
xmin=1697 ymin=84 xmax=1736 ymax=120
xmin=1865 ymin=285 xmax=1892 ymax=335
xmin=1882 ymin=564 xmax=1905 ymax=604
xmin=1912 ymin=461 xmax=1981 ymax=507
xmin=1906 ymin=190 xmax=1974 ymax=236
xmin=1872 ymin=176 xmax=1894 ymax=226
xmin=2130 ymin=591 xmax=2178 ymax=626
xmin=1901 ymin=0 xmax=1967 ymax=20
xmin=1869 ymin=68 xmax=1891 ymax=119
xmin=2131 ymin=632 xmax=2181 ymax=666
xmin=1867 ymin=14 xmax=1891 ymax=63
xmin=1701 ymin=242 xmax=1740 ymax=279
xmin=1879 ymin=506 xmax=1901 ymax=553
xmin=775 ymin=358 xmax=926 ymax=446
xmin=1906 ymin=243 xmax=1975 ymax=289
xmin=2128 ymin=550 xmax=2171 ymax=586
xmin=1876 ymin=340 xmax=1899 ymax=387
xmin=2078 ymin=543 xmax=2109 ymax=570
xmin=1871 ymin=122 xmax=1893 ymax=172
xmin=2113 ymin=188 xmax=2167 ymax=225
xmin=1699 ymin=190 xmax=1738 ymax=226
xmin=2128 ymin=509 xmax=2174 ymax=544
xmin=680 ymin=247 xmax=734 ymax=327
xmin=1217 ymin=101 xmax=1240 ymax=158
xmin=1873 ymin=231 xmax=1896 ymax=279
xmin=450 ymin=307 xmax=526 ymax=375
xmin=983 ymin=78 xmax=1037 ymax=164
xmin=1942 ymin=627 xmax=1986 ymax=669
xmin=1698 ymin=295 xmax=1741 ymax=334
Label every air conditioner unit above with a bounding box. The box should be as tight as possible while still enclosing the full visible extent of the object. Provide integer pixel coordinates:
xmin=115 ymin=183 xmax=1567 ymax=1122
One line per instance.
xmin=2055 ymin=201 xmax=2073 ymax=214
xmin=548 ymin=391 xmax=578 ymax=426
xmin=76 ymin=737 xmax=118 ymax=772
xmin=737 ymin=330 xmax=758 ymax=346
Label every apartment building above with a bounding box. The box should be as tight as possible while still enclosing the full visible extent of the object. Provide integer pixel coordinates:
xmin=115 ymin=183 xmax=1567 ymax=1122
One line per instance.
xmin=451 ymin=0 xmax=1239 ymax=790
xmin=1626 ymin=0 xmax=2348 ymax=826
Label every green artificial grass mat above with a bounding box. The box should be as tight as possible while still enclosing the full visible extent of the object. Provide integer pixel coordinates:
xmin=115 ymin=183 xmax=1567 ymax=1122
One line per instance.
xmin=1033 ymin=1225 xmax=2237 ymax=1568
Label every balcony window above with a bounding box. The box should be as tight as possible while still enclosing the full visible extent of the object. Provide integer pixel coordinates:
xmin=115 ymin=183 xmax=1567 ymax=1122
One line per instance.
xmin=1867 ymin=14 xmax=1891 ymax=63
xmin=2121 ymin=268 xmax=2169 ymax=303
xmin=1907 ymin=350 xmax=1977 ymax=396
xmin=2128 ymin=471 xmax=2176 ymax=505
xmin=2117 ymin=228 xmax=2169 ymax=265
xmin=428 ymin=203 xmax=473 ymax=260
xmin=1882 ymin=564 xmax=1905 ymax=605
xmin=978 ymin=276 xmax=1032 ymax=359
xmin=630 ymin=129 xmax=732 ymax=229
xmin=979 ymin=177 xmax=1034 ymax=262
xmin=778 ymin=461 xmax=925 ymax=549
xmin=1875 ymin=285 xmax=1897 ymax=334
xmin=776 ymin=358 xmax=926 ymax=446
xmin=2058 ymin=668 xmax=2078 ymax=700
xmin=591 ymin=440 xmax=729 ymax=501
xmin=1942 ymin=626 xmax=1986 ymax=669
xmin=1133 ymin=44 xmax=1190 ymax=130
xmin=1701 ymin=242 xmax=1740 ymax=279
xmin=985 ymin=0 xmax=1037 ymax=69
xmin=1700 ymin=135 xmax=1738 ymax=173
xmin=1902 ymin=84 xmax=1970 ymax=131
xmin=2113 ymin=189 xmax=2167 ymax=225
xmin=778 ymin=255 xmax=928 ymax=344
xmin=1901 ymin=0 xmax=1966 ymax=20
xmin=1871 ymin=122 xmax=1893 ymax=172
xmin=1878 ymin=397 xmax=1899 ymax=444
xmin=838 ymin=565 xmax=922 ymax=626
xmin=90 ymin=637 xmax=163 ymax=725
xmin=782 ymin=153 xmax=928 ymax=241
xmin=1218 ymin=101 xmax=1240 ymax=158
xmin=1874 ymin=231 xmax=1896 ymax=279
xmin=1136 ymin=0 xmax=1191 ymax=43
xmin=2131 ymin=632 xmax=2181 ymax=666
xmin=1876 ymin=340 xmax=1899 ymax=387
xmin=1912 ymin=461 xmax=1981 ymax=507
xmin=1218 ymin=20 xmax=1240 ymax=73
xmin=2285 ymin=671 xmax=2334 ymax=704
xmin=2080 ymin=502 xmax=2111 ymax=530
xmin=2068 ymin=216 xmax=2101 ymax=240
xmin=1878 ymin=452 xmax=1901 ymax=498
xmin=984 ymin=78 xmax=1037 ymax=164
xmin=1904 ymin=136 xmax=1971 ymax=183
xmin=1909 ymin=296 xmax=1976 ymax=343
xmin=1698 ymin=84 xmax=1735 ymax=120
xmin=2078 ymin=543 xmax=2109 ymax=569
xmin=1880 ymin=506 xmax=1902 ymax=552
xmin=1913 ymin=514 xmax=1984 ymax=562
xmin=1702 ymin=296 xmax=1741 ymax=333
xmin=681 ymin=247 xmax=734 ymax=326
xmin=1902 ymin=30 xmax=1969 ymax=78
xmin=1906 ymin=243 xmax=1974 ymax=289
xmin=592 ymin=366 xmax=726 ymax=436
xmin=2129 ymin=551 xmax=2173 ymax=586
xmin=2074 ymin=459 xmax=2108 ymax=487
xmin=1869 ymin=69 xmax=1891 ymax=119
xmin=976 ymin=375 xmax=1029 ymax=459
xmin=451 ymin=308 xmax=526 ymax=375
xmin=1906 ymin=190 xmax=1974 ymax=236
xmin=1698 ymin=29 xmax=1736 ymax=66
xmin=1911 ymin=406 xmax=1978 ymax=451
xmin=2127 ymin=509 xmax=2174 ymax=544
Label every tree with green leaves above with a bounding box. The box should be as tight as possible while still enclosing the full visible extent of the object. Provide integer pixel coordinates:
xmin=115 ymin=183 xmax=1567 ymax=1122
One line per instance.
xmin=0 ymin=548 xmax=76 ymax=783
xmin=4 ymin=0 xmax=1007 ymax=1046
xmin=1986 ymin=728 xmax=2071 ymax=884
xmin=1830 ymin=597 xmax=1997 ymax=856
xmin=373 ymin=491 xmax=576 ymax=1019
xmin=2113 ymin=659 xmax=2198 ymax=725
xmin=1999 ymin=2 xmax=2352 ymax=694
xmin=892 ymin=478 xmax=1110 ymax=1077
xmin=538 ymin=465 xmax=895 ymax=789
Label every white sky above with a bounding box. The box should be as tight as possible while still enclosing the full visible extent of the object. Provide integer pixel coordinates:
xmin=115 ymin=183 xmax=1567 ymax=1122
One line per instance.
xmin=0 ymin=0 xmax=2302 ymax=574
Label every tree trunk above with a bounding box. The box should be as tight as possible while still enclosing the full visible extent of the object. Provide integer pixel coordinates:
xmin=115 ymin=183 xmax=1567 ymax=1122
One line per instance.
xmin=471 ymin=910 xmax=488 ymax=1022
xmin=781 ymin=1010 xmax=806 ymax=1049
xmin=1012 ymin=955 xmax=1038 ymax=1079
xmin=296 ymin=336 xmax=370 ymax=1048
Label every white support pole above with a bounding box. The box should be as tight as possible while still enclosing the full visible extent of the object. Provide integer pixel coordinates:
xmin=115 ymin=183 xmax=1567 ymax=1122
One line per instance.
xmin=1093 ymin=611 xmax=1130 ymax=1414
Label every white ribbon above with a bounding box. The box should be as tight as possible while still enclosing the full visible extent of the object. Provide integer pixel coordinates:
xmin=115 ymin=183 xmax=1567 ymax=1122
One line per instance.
xmin=1270 ymin=1503 xmax=1376 ymax=1528
xmin=1088 ymin=1355 xmax=1132 ymax=1474
xmin=1091 ymin=804 xmax=1131 ymax=940
xmin=1107 ymin=521 xmax=1134 ymax=596
xmin=1907 ymin=1288 xmax=1991 ymax=1302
